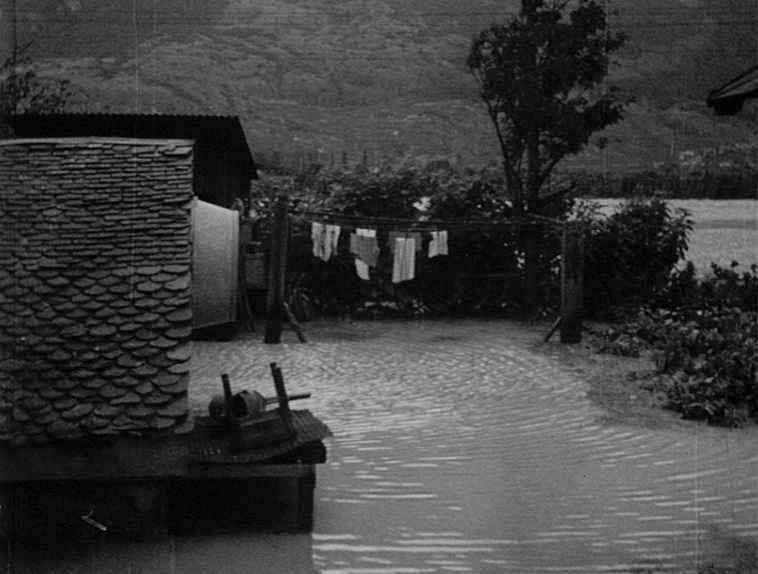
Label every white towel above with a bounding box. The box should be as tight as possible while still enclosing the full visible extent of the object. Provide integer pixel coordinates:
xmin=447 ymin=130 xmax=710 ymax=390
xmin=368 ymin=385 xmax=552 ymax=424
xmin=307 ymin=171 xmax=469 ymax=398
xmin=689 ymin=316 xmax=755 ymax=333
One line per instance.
xmin=392 ymin=236 xmax=416 ymax=283
xmin=354 ymin=228 xmax=375 ymax=280
xmin=311 ymin=222 xmax=325 ymax=259
xmin=429 ymin=230 xmax=448 ymax=258
xmin=354 ymin=259 xmax=370 ymax=280
xmin=323 ymin=224 xmax=341 ymax=261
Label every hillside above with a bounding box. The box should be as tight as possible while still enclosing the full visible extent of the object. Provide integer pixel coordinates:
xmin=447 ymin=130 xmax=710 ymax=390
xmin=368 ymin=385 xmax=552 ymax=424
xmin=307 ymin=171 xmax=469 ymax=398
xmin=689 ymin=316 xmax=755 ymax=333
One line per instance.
xmin=5 ymin=0 xmax=758 ymax=173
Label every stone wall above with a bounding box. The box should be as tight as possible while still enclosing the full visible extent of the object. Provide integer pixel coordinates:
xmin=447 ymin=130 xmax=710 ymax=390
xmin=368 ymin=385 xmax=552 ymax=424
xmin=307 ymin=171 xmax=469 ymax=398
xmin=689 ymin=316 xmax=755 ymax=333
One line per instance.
xmin=0 ymin=138 xmax=195 ymax=446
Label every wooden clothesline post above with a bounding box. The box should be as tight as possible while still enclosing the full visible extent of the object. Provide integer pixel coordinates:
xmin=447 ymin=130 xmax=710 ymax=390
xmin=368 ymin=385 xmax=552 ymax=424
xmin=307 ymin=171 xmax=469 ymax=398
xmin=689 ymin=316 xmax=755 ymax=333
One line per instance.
xmin=264 ymin=196 xmax=307 ymax=344
xmin=265 ymin=196 xmax=289 ymax=344
xmin=560 ymin=222 xmax=584 ymax=344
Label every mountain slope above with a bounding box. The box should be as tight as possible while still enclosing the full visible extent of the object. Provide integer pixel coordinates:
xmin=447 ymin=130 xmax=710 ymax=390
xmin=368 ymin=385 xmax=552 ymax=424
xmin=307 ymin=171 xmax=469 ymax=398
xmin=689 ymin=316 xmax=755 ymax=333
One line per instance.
xmin=6 ymin=0 xmax=758 ymax=172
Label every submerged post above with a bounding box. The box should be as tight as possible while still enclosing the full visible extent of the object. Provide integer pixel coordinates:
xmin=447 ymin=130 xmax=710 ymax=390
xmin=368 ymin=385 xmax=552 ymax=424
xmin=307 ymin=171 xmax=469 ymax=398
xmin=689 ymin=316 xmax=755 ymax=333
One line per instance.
xmin=265 ymin=195 xmax=289 ymax=343
xmin=560 ymin=223 xmax=584 ymax=344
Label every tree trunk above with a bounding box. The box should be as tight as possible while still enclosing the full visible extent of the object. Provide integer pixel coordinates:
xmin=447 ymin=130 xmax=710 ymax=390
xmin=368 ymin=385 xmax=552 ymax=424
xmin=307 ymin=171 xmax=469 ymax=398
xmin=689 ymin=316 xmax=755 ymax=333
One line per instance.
xmin=522 ymin=135 xmax=541 ymax=316
xmin=522 ymin=228 xmax=538 ymax=316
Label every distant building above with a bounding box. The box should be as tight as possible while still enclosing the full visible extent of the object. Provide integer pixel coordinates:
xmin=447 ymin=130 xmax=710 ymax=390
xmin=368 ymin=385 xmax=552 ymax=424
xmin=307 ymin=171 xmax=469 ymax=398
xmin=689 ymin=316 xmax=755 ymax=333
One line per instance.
xmin=9 ymin=113 xmax=258 ymax=208
xmin=707 ymin=65 xmax=758 ymax=116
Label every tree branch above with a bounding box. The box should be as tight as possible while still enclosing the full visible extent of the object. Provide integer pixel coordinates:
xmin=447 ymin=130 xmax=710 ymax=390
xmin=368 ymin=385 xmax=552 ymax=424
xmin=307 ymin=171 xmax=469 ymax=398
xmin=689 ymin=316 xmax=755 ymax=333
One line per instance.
xmin=537 ymin=155 xmax=562 ymax=190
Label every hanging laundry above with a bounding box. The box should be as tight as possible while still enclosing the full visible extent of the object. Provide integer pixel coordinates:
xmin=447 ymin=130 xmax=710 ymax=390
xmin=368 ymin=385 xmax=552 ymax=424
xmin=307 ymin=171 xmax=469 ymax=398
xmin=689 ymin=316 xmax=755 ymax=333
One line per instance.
xmin=354 ymin=259 xmax=370 ymax=280
xmin=350 ymin=228 xmax=379 ymax=267
xmin=388 ymin=231 xmax=422 ymax=253
xmin=312 ymin=222 xmax=341 ymax=262
xmin=350 ymin=228 xmax=378 ymax=281
xmin=392 ymin=236 xmax=416 ymax=283
xmin=428 ymin=230 xmax=449 ymax=258
xmin=311 ymin=222 xmax=326 ymax=260
xmin=323 ymin=224 xmax=341 ymax=261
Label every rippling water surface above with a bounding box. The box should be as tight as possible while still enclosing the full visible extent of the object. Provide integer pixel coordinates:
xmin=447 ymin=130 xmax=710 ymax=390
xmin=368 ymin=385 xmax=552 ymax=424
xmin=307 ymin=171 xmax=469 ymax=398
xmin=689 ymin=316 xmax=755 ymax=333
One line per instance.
xmin=6 ymin=320 xmax=758 ymax=573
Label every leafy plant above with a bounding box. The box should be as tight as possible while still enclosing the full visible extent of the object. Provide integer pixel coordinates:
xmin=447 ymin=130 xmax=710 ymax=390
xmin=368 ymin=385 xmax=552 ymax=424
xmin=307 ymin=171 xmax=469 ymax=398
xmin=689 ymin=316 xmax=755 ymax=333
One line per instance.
xmin=598 ymin=262 xmax=758 ymax=426
xmin=0 ymin=45 xmax=81 ymax=136
xmin=582 ymin=197 xmax=693 ymax=317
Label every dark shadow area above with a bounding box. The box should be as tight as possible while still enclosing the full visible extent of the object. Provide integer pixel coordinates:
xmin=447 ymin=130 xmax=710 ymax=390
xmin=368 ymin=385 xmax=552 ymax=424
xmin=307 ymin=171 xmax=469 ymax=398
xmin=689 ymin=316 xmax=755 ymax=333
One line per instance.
xmin=0 ymin=477 xmax=316 ymax=573
xmin=192 ymin=322 xmax=240 ymax=342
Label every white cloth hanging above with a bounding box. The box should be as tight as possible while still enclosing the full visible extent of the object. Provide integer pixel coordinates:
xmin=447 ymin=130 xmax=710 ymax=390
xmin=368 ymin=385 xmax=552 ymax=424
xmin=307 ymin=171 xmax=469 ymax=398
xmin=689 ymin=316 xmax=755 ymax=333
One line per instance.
xmin=392 ymin=236 xmax=416 ymax=283
xmin=353 ymin=228 xmax=376 ymax=280
xmin=311 ymin=222 xmax=325 ymax=260
xmin=323 ymin=224 xmax=341 ymax=261
xmin=428 ymin=230 xmax=448 ymax=258
xmin=354 ymin=259 xmax=370 ymax=280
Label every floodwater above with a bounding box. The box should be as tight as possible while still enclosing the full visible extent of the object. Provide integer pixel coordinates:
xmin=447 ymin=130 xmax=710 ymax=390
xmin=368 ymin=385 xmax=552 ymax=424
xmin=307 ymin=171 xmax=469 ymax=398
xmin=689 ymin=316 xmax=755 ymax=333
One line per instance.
xmin=4 ymin=320 xmax=758 ymax=573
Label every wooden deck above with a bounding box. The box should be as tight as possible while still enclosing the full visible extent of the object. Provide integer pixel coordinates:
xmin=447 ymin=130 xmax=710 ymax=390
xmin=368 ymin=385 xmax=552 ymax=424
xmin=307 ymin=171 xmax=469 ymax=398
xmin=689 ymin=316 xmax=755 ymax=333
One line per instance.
xmin=0 ymin=410 xmax=330 ymax=483
xmin=0 ymin=411 xmax=331 ymax=536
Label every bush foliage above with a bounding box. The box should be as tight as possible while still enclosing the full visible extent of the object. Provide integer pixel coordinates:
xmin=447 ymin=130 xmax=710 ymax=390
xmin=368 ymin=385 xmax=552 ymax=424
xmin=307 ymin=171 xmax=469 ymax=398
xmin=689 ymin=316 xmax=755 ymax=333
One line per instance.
xmin=579 ymin=197 xmax=693 ymax=317
xmin=600 ymin=263 xmax=758 ymax=426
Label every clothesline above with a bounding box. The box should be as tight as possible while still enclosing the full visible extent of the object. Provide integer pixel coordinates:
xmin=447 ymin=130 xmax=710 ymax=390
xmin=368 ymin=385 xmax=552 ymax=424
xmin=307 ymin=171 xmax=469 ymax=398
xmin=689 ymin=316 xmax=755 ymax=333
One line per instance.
xmin=291 ymin=210 xmax=564 ymax=231
xmin=308 ymin=219 xmax=449 ymax=284
xmin=300 ymin=209 xmax=565 ymax=285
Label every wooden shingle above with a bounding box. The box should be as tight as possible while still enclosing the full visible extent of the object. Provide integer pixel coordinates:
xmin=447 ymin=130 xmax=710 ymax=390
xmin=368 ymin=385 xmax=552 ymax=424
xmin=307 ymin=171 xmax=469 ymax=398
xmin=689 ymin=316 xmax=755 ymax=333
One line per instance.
xmin=0 ymin=138 xmax=195 ymax=444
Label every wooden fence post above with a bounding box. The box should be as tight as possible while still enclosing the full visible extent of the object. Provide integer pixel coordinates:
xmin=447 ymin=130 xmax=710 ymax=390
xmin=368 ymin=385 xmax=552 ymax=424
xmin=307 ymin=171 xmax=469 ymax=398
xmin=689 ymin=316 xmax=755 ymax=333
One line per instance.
xmin=560 ymin=223 xmax=584 ymax=343
xmin=264 ymin=196 xmax=289 ymax=344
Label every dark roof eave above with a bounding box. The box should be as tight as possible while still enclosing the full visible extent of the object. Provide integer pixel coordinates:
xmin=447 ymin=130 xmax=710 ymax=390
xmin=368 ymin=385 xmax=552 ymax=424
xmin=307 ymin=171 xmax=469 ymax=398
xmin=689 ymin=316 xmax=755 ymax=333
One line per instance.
xmin=707 ymin=64 xmax=758 ymax=109
xmin=9 ymin=112 xmax=257 ymax=177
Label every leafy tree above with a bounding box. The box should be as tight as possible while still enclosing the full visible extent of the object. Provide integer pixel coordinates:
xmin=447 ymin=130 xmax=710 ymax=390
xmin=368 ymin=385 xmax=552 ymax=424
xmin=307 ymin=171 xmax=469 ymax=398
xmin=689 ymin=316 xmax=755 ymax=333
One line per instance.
xmin=467 ymin=0 xmax=625 ymax=311
xmin=1 ymin=43 xmax=77 ymax=136
xmin=468 ymin=0 xmax=625 ymax=214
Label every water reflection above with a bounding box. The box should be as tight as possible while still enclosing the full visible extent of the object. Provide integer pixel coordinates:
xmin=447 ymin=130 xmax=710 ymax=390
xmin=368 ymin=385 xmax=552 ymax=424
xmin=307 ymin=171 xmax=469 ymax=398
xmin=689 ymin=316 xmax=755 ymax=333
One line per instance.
xmin=4 ymin=530 xmax=315 ymax=574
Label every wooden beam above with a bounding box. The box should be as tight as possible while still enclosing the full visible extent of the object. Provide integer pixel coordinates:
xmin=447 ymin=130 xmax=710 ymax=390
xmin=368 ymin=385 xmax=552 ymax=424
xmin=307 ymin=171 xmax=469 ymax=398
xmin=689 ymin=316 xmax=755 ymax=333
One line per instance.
xmin=264 ymin=196 xmax=289 ymax=343
xmin=560 ymin=223 xmax=584 ymax=344
xmin=185 ymin=463 xmax=315 ymax=479
xmin=283 ymin=301 xmax=307 ymax=343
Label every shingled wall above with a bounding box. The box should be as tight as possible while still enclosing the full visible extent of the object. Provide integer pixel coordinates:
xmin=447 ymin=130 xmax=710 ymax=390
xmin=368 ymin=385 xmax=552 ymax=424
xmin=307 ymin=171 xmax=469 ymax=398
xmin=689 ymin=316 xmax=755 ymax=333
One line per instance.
xmin=0 ymin=138 xmax=195 ymax=446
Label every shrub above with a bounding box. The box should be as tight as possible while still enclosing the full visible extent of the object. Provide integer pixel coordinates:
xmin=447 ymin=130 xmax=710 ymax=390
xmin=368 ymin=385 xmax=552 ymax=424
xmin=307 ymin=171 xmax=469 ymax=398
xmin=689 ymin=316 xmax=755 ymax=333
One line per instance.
xmin=599 ymin=263 xmax=758 ymax=426
xmin=650 ymin=306 xmax=757 ymax=425
xmin=581 ymin=197 xmax=692 ymax=317
xmin=659 ymin=261 xmax=758 ymax=312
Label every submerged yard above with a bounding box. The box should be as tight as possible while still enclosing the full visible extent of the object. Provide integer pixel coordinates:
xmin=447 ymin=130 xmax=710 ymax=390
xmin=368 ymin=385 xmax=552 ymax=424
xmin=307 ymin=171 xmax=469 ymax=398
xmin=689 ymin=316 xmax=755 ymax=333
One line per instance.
xmin=6 ymin=320 xmax=757 ymax=573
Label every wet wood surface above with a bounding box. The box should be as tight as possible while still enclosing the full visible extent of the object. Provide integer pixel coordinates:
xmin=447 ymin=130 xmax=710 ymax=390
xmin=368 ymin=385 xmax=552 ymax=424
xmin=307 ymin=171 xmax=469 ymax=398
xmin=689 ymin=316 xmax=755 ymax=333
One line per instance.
xmin=0 ymin=410 xmax=330 ymax=482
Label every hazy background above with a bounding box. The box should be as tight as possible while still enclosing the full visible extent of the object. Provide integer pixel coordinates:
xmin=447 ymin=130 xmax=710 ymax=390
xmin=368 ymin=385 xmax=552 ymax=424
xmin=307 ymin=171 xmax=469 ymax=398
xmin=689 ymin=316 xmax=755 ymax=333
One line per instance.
xmin=1 ymin=0 xmax=757 ymax=172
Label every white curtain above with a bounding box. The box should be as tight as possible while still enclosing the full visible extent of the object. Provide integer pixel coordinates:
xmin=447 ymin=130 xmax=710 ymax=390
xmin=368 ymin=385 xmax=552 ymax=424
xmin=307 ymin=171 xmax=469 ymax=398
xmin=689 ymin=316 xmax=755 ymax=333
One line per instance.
xmin=192 ymin=200 xmax=239 ymax=328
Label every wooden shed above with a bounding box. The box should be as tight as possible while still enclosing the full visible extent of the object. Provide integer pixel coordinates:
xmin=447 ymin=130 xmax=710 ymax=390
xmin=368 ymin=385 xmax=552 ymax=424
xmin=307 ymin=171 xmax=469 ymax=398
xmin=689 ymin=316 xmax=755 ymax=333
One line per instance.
xmin=0 ymin=138 xmax=330 ymax=538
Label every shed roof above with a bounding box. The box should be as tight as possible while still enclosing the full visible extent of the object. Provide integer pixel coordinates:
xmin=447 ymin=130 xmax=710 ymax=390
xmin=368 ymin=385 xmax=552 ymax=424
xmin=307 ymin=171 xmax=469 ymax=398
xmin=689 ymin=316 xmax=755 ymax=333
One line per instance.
xmin=707 ymin=64 xmax=758 ymax=115
xmin=9 ymin=113 xmax=257 ymax=179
